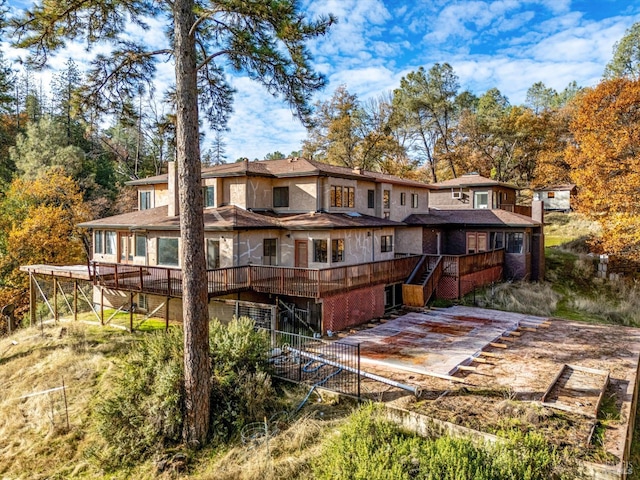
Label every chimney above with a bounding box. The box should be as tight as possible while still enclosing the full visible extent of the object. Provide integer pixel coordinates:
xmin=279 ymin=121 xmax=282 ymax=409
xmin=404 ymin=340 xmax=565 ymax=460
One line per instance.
xmin=167 ymin=161 xmax=179 ymax=217
xmin=532 ymin=200 xmax=544 ymax=224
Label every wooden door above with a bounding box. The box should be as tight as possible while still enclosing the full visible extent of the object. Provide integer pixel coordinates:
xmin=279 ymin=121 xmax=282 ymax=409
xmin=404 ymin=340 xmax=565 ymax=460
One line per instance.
xmin=295 ymin=240 xmax=308 ymax=268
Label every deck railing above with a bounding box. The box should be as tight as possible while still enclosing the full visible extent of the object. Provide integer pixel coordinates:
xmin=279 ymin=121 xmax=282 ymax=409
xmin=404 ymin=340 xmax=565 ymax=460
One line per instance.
xmin=91 ymin=255 xmax=422 ymax=299
xmin=440 ymin=249 xmax=505 ymax=277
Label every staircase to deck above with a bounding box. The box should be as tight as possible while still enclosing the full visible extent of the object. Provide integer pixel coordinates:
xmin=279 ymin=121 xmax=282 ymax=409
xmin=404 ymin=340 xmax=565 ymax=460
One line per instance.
xmin=402 ymin=255 xmax=443 ymax=307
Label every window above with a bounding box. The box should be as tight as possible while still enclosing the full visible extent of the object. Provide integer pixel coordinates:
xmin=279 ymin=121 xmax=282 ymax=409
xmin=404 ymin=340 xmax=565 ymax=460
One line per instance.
xmin=331 ymin=239 xmax=344 ymax=262
xmin=263 ymin=238 xmax=277 ymax=265
xmin=383 ymin=190 xmax=390 ymax=209
xmin=158 ymin=237 xmax=179 ymax=266
xmin=105 ymin=231 xmax=116 ymax=255
xmin=203 ymin=186 xmax=215 ymax=207
xmin=137 ymin=293 xmax=148 ymax=311
xmin=381 ymin=235 xmax=393 ymax=253
xmin=400 ymin=192 xmax=406 ymax=206
xmin=411 ymin=193 xmax=418 ymax=208
xmin=273 ymin=187 xmax=289 ymax=207
xmin=330 ymin=186 xmax=354 ymax=207
xmin=135 ymin=234 xmax=146 ymax=257
xmin=313 ymin=239 xmax=327 ymax=262
xmin=383 ymin=211 xmax=390 ymax=219
xmin=467 ymin=232 xmax=487 ymax=253
xmin=547 ymin=191 xmax=555 ymax=199
xmin=467 ymin=233 xmax=477 ymax=254
xmin=139 ymin=191 xmax=151 ymax=210
xmin=490 ymin=232 xmax=504 ymax=249
xmin=506 ymin=232 xmax=524 ymax=254
xmin=367 ymin=190 xmax=375 ymax=209
xmin=207 ymin=239 xmax=220 ymax=269
xmin=474 ymin=191 xmax=489 ymax=209
xmin=94 ymin=231 xmax=104 ymax=254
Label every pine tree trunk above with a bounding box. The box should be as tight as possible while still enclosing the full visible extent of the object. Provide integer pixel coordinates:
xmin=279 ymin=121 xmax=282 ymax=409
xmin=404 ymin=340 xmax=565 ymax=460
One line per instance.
xmin=173 ymin=0 xmax=211 ymax=446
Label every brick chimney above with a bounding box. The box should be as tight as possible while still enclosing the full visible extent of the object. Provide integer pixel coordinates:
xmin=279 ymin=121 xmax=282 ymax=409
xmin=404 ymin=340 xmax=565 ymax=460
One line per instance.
xmin=167 ymin=161 xmax=179 ymax=217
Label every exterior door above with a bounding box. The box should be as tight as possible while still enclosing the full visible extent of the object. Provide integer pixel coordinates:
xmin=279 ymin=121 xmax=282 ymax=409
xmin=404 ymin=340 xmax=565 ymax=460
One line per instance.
xmin=295 ymin=240 xmax=308 ymax=268
xmin=118 ymin=232 xmax=134 ymax=263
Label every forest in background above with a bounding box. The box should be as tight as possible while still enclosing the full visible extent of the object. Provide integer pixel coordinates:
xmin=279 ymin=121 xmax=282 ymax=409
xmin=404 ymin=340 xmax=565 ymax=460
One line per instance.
xmin=0 ymin=20 xmax=640 ymax=316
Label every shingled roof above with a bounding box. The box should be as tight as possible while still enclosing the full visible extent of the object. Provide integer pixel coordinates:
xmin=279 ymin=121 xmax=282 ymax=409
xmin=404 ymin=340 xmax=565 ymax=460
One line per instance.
xmin=429 ymin=173 xmax=518 ymax=190
xmin=404 ymin=209 xmax=540 ymax=228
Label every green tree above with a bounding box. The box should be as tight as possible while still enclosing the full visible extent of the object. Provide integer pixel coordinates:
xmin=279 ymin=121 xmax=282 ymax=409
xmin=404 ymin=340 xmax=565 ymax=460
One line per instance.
xmin=264 ymin=150 xmax=285 ymax=160
xmin=525 ymin=81 xmax=557 ymax=114
xmin=11 ymin=0 xmax=333 ymax=444
xmin=392 ymin=63 xmax=461 ymax=182
xmin=604 ymin=22 xmax=640 ymax=80
xmin=203 ymin=130 xmax=227 ymax=165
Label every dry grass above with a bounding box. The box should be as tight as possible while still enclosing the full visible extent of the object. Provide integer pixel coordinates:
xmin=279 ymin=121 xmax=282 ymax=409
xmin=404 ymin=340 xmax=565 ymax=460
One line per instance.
xmin=0 ymin=322 xmax=132 ymax=479
xmin=544 ymin=212 xmax=601 ymax=248
xmin=477 ymin=281 xmax=561 ymax=317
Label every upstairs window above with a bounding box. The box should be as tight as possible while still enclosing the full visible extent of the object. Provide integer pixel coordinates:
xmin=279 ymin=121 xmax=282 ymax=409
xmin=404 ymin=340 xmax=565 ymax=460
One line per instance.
xmin=331 ymin=239 xmax=344 ymax=262
xmin=383 ymin=190 xmax=390 ymax=209
xmin=203 ymin=186 xmax=215 ymax=207
xmin=273 ymin=187 xmax=289 ymax=207
xmin=400 ymin=192 xmax=406 ymax=206
xmin=547 ymin=191 xmax=555 ymax=198
xmin=381 ymin=235 xmax=393 ymax=253
xmin=330 ymin=186 xmax=354 ymax=207
xmin=94 ymin=231 xmax=104 ymax=254
xmin=313 ymin=239 xmax=327 ymax=263
xmin=367 ymin=190 xmax=375 ymax=209
xmin=474 ymin=191 xmax=489 ymax=209
xmin=411 ymin=193 xmax=419 ymax=208
xmin=139 ymin=191 xmax=151 ymax=210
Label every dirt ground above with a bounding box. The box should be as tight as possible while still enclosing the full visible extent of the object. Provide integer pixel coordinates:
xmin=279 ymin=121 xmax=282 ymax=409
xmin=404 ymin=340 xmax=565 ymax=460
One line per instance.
xmin=338 ymin=306 xmax=640 ymax=465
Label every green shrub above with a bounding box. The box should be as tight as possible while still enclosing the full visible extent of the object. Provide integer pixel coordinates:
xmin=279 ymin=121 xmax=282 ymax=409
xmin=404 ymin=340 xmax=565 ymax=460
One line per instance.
xmin=312 ymin=404 xmax=568 ymax=480
xmin=92 ymin=317 xmax=275 ymax=469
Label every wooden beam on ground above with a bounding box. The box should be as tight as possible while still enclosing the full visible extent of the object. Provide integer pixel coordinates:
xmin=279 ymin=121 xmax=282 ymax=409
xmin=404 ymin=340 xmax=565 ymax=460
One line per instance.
xmin=518 ymin=327 xmax=537 ymax=333
xmin=489 ymin=342 xmax=508 ymax=349
xmin=471 ymin=357 xmax=491 ymax=364
xmin=479 ymin=351 xmax=502 ymax=358
xmin=501 ymin=336 xmax=517 ymax=343
xmin=508 ymin=331 xmax=522 ymax=337
xmin=457 ymin=365 xmax=477 ymax=371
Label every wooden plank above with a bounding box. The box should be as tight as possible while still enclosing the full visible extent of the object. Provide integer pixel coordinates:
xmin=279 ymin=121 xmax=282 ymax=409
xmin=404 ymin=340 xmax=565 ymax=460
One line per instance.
xmin=541 ymin=365 xmax=567 ymax=403
xmin=489 ymin=342 xmax=507 ymax=349
xmin=501 ymin=336 xmax=517 ymax=342
xmin=507 ymin=331 xmax=522 ymax=337
xmin=457 ymin=365 xmax=477 ymax=371
xmin=479 ymin=351 xmax=502 ymax=358
xmin=518 ymin=327 xmax=537 ymax=332
xmin=471 ymin=357 xmax=491 ymax=364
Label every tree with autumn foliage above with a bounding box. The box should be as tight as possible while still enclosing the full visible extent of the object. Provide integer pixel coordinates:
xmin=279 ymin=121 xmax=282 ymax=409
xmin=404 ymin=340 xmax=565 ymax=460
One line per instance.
xmin=0 ymin=168 xmax=91 ymax=312
xmin=567 ymin=78 xmax=640 ymax=259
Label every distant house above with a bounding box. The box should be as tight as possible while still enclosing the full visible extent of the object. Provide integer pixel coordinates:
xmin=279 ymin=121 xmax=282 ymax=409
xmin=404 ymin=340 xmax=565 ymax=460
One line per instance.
xmin=22 ymin=160 xmax=545 ymax=334
xmin=533 ymin=184 xmax=576 ymax=212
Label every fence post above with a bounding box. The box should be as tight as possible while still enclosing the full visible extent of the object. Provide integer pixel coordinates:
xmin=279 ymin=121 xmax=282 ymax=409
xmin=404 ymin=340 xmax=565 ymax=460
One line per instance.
xmin=357 ymin=343 xmax=361 ymax=400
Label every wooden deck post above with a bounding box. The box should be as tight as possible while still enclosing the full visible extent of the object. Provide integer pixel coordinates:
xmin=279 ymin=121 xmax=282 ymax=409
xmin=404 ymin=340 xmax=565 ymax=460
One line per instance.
xmin=29 ymin=273 xmax=36 ymax=327
xmin=73 ymin=280 xmax=78 ymax=322
xmin=100 ymin=288 xmax=104 ymax=325
xmin=129 ymin=290 xmax=134 ymax=332
xmin=165 ymin=297 xmax=170 ymax=331
xmin=53 ymin=276 xmax=58 ymax=323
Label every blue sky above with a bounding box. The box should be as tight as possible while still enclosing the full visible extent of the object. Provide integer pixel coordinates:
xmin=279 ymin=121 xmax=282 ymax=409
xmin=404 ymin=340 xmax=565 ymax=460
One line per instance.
xmin=2 ymin=0 xmax=640 ymax=162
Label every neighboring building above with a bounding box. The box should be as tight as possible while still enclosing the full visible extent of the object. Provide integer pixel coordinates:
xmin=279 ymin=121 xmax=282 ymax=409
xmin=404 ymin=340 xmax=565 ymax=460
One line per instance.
xmin=533 ymin=184 xmax=576 ymax=212
xmin=22 ymin=160 xmax=544 ymax=334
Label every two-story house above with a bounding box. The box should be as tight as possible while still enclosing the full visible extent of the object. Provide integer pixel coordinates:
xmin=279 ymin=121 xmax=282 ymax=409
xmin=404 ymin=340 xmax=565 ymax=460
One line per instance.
xmin=22 ymin=159 xmax=544 ymax=334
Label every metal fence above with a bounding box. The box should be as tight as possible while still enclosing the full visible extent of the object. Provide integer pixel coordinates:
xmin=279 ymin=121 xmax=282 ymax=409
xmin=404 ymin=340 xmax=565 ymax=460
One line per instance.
xmin=265 ymin=329 xmax=361 ymax=399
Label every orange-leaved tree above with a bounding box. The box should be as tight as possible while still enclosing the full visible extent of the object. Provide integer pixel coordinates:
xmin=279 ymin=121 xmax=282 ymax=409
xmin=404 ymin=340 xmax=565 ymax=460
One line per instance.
xmin=566 ymin=78 xmax=640 ymax=259
xmin=0 ymin=167 xmax=91 ymax=313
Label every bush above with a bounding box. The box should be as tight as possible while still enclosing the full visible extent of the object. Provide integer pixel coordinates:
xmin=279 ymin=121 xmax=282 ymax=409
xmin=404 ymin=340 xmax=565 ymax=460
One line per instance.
xmin=312 ymin=404 xmax=568 ymax=480
xmin=92 ymin=317 xmax=275 ymax=469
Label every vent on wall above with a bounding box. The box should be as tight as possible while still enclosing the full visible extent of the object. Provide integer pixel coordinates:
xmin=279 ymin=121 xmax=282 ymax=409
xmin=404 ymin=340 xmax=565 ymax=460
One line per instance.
xmin=452 ymin=190 xmax=463 ymax=199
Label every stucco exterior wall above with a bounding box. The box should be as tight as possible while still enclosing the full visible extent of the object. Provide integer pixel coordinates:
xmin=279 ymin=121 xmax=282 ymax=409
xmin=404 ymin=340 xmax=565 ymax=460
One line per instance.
xmin=534 ymin=190 xmax=571 ymax=211
xmin=395 ymin=227 xmax=424 ymax=255
xmin=224 ymin=178 xmax=247 ymax=208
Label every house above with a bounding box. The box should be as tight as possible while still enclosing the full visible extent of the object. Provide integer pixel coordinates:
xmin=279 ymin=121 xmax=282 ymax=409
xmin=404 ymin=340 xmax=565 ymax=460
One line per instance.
xmin=533 ymin=184 xmax=576 ymax=212
xmin=22 ymin=159 xmax=544 ymax=334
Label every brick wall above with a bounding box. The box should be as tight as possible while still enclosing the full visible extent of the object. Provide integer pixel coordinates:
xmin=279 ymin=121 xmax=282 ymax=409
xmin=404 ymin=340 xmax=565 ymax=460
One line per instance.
xmin=321 ymin=284 xmax=385 ymax=333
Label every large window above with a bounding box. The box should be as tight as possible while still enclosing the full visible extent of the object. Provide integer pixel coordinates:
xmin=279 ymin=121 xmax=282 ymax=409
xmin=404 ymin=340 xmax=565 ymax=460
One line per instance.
xmin=411 ymin=193 xmax=419 ymax=208
xmin=383 ymin=190 xmax=390 ymax=209
xmin=105 ymin=231 xmax=116 ymax=255
xmin=331 ymin=239 xmax=344 ymax=262
xmin=506 ymin=232 xmax=524 ymax=254
xmin=490 ymin=232 xmax=504 ymax=250
xmin=207 ymin=239 xmax=220 ymax=269
xmin=367 ymin=190 xmax=375 ymax=209
xmin=273 ymin=186 xmax=289 ymax=207
xmin=313 ymin=239 xmax=327 ymax=262
xmin=139 ymin=191 xmax=151 ymax=210
xmin=158 ymin=237 xmax=179 ymax=266
xmin=381 ymin=235 xmax=393 ymax=253
xmin=474 ymin=191 xmax=489 ymax=209
xmin=135 ymin=234 xmax=146 ymax=257
xmin=330 ymin=186 xmax=355 ymax=208
xmin=94 ymin=231 xmax=104 ymax=254
xmin=203 ymin=186 xmax=215 ymax=207
xmin=263 ymin=238 xmax=277 ymax=265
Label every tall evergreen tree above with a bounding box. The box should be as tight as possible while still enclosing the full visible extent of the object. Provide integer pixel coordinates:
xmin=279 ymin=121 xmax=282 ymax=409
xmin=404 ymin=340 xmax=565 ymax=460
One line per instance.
xmin=11 ymin=0 xmax=333 ymax=444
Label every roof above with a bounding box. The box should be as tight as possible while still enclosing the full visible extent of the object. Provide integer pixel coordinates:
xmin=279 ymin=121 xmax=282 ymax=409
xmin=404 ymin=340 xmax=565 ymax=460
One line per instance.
xmin=274 ymin=212 xmax=404 ymax=230
xmin=125 ymin=157 xmax=431 ymax=189
xmin=79 ymin=205 xmax=281 ymax=231
xmin=404 ymin=209 xmax=540 ymax=228
xmin=429 ymin=173 xmax=518 ymax=190
xmin=533 ymin=184 xmax=576 ymax=192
